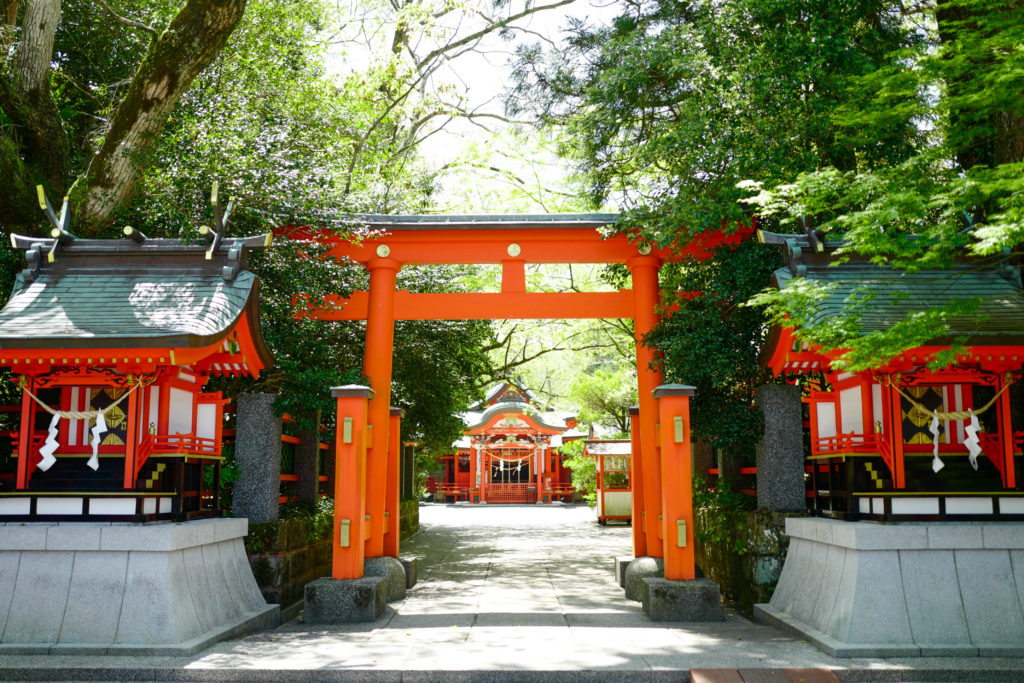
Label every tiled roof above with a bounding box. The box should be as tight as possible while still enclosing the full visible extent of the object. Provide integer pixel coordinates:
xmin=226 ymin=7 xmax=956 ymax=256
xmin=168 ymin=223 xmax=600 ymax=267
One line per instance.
xmin=0 ymin=235 xmax=271 ymax=358
xmin=463 ymin=401 xmax=568 ymax=432
xmin=774 ymin=262 xmax=1024 ymax=340
xmin=0 ymin=269 xmax=256 ymax=349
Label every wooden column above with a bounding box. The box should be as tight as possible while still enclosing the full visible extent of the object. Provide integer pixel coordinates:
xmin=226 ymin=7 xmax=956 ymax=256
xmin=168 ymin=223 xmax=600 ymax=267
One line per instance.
xmin=123 ymin=386 xmax=141 ymax=489
xmin=15 ymin=378 xmax=37 ymax=490
xmin=628 ymin=406 xmax=647 ymax=557
xmin=363 ymin=256 xmax=400 ymax=558
xmin=331 ymin=385 xmax=373 ymax=579
xmin=383 ymin=407 xmax=403 ymax=557
xmin=997 ymin=374 xmax=1017 ymax=489
xmin=654 ymin=384 xmax=696 ymax=581
xmin=469 ymin=440 xmax=480 ymax=502
xmin=629 ymin=254 xmax=664 ymax=556
xmin=889 ymin=384 xmax=906 ymax=489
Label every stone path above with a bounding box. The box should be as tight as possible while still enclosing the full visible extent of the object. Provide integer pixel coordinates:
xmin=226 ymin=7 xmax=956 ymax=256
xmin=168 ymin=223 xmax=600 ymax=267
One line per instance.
xmin=0 ymin=503 xmax=1022 ymax=681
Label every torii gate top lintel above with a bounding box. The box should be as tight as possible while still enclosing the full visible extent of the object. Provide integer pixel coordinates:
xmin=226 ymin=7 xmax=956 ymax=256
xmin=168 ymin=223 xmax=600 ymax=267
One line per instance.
xmin=297 ymin=213 xmax=750 ymax=267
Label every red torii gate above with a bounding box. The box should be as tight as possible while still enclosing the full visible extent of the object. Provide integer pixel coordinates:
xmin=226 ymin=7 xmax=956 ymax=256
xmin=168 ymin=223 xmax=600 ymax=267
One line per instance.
xmin=291 ymin=214 xmax=750 ymax=582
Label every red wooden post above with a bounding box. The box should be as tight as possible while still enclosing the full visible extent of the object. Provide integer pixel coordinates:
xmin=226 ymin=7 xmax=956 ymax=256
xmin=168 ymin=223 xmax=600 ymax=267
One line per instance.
xmin=123 ymin=385 xmax=140 ymax=489
xmin=997 ymin=374 xmax=1016 ymax=488
xmin=629 ymin=255 xmax=665 ymax=555
xmin=468 ymin=440 xmax=479 ymax=502
xmin=628 ymin=406 xmax=647 ymax=557
xmin=654 ymin=384 xmax=697 ymax=581
xmin=888 ymin=384 xmax=906 ymax=489
xmin=363 ymin=256 xmax=400 ymax=558
xmin=331 ymin=385 xmax=373 ymax=579
xmin=383 ymin=407 xmax=403 ymax=557
xmin=15 ymin=378 xmax=37 ymax=490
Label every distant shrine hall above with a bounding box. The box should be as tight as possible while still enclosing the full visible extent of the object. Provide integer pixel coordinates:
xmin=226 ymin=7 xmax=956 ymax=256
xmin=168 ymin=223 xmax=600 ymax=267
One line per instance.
xmin=436 ymin=379 xmax=583 ymax=504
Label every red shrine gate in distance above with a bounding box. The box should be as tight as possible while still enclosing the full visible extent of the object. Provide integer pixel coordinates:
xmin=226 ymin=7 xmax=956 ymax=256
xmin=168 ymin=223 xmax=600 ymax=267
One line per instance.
xmin=290 ymin=214 xmax=751 ymax=582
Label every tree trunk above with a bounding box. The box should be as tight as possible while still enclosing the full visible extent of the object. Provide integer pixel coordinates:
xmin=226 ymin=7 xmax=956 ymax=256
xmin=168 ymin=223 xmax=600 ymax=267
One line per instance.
xmin=0 ymin=0 xmax=70 ymax=204
xmin=936 ymin=1 xmax=1024 ymax=171
xmin=70 ymin=0 xmax=246 ymax=234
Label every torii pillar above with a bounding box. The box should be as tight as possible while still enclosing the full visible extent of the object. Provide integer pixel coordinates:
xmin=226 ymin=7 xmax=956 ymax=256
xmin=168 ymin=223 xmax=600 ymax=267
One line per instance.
xmin=628 ymin=254 xmax=664 ymax=558
xmin=363 ymin=255 xmax=400 ymax=559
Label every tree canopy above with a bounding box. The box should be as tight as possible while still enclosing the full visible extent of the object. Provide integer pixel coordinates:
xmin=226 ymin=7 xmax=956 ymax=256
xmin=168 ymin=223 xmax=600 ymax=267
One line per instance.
xmin=745 ymin=0 xmax=1024 ymax=371
xmin=511 ymin=0 xmax=916 ymax=449
xmin=0 ymin=0 xmax=499 ymax=451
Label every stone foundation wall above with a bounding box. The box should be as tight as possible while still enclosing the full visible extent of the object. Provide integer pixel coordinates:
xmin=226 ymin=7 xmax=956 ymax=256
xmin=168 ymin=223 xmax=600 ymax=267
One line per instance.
xmin=756 ymin=518 xmax=1024 ymax=657
xmin=694 ymin=509 xmax=797 ymax=609
xmin=247 ymin=500 xmax=419 ymax=614
xmin=0 ymin=519 xmax=279 ymax=655
xmin=246 ymin=517 xmax=331 ymax=613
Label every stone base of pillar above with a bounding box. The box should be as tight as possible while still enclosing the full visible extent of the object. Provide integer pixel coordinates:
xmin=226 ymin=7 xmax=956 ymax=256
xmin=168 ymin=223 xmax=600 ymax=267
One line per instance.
xmin=364 ymin=556 xmax=407 ymax=601
xmin=399 ymin=557 xmax=419 ymax=589
xmin=641 ymin=578 xmax=722 ymax=622
xmin=614 ymin=556 xmax=635 ymax=588
xmin=623 ymin=556 xmax=663 ymax=601
xmin=304 ymin=576 xmax=387 ymax=623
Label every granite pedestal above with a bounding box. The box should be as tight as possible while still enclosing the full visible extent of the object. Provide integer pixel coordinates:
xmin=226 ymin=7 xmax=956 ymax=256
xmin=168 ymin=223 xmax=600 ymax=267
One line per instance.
xmin=233 ymin=393 xmax=283 ymax=523
xmin=623 ymin=556 xmax=663 ymax=601
xmin=754 ymin=517 xmax=1024 ymax=657
xmin=399 ymin=556 xmax=419 ymax=589
xmin=0 ymin=519 xmax=280 ymax=655
xmin=755 ymin=384 xmax=805 ymax=512
xmin=614 ymin=555 xmax=634 ymax=588
xmin=364 ymin=556 xmax=407 ymax=601
xmin=304 ymin=576 xmax=388 ymax=623
xmin=641 ymin=577 xmax=723 ymax=621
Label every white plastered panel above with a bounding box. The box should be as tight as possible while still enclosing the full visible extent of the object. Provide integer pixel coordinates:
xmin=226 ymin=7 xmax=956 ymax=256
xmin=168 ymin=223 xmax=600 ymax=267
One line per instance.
xmin=196 ymin=403 xmax=217 ymax=441
xmin=839 ymin=386 xmax=863 ymax=435
xmin=168 ymin=387 xmax=194 ymax=435
xmin=148 ymin=386 xmax=160 ymax=435
xmin=872 ymin=384 xmax=883 ymax=433
xmin=817 ymin=403 xmax=837 ymax=439
xmin=68 ymin=387 xmax=79 ymax=446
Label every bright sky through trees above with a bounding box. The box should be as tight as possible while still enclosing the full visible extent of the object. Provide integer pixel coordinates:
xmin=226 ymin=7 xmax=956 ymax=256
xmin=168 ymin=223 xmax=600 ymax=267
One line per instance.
xmin=322 ymin=0 xmax=620 ymax=213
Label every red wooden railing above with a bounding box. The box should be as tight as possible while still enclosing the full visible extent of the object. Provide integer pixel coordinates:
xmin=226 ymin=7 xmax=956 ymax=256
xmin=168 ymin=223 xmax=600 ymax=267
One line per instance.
xmin=277 ymin=418 xmax=331 ymax=504
xmin=486 ymin=482 xmax=534 ymax=503
xmin=812 ymin=432 xmax=881 ymax=455
xmin=436 ymin=483 xmax=469 ymax=500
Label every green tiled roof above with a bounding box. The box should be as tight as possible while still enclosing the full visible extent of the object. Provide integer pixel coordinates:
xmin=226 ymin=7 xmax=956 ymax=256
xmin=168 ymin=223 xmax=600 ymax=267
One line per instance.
xmin=0 ymin=269 xmax=256 ymax=349
xmin=0 ymin=236 xmax=270 ymax=353
xmin=773 ymin=260 xmax=1024 ymax=341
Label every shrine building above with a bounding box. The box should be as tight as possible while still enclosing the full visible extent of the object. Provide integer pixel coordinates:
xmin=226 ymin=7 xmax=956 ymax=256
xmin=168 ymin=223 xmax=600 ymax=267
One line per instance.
xmin=759 ymin=228 xmax=1024 ymax=519
xmin=0 ymin=224 xmax=273 ymax=521
xmin=437 ymin=378 xmax=581 ymax=504
xmin=755 ymin=229 xmax=1024 ymax=657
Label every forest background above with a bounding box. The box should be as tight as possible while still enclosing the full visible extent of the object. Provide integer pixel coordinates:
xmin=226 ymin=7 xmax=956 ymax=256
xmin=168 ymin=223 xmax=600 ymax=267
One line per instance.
xmin=0 ymin=0 xmax=1021 ymax=481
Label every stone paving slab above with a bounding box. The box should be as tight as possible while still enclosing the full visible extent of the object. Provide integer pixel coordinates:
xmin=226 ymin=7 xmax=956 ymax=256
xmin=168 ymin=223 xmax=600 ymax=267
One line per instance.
xmin=1 ymin=504 xmax=1023 ymax=681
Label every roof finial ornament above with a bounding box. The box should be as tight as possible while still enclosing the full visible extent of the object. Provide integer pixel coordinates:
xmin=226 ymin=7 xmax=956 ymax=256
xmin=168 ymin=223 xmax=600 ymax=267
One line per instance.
xmin=204 ymin=180 xmax=237 ymax=260
xmin=36 ymin=185 xmax=75 ymax=263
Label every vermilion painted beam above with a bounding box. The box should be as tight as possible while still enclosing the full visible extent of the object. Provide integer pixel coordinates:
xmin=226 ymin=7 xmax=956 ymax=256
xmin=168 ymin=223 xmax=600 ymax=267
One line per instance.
xmin=310 ymin=290 xmax=637 ymax=320
xmin=284 ymin=225 xmax=752 ymax=265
